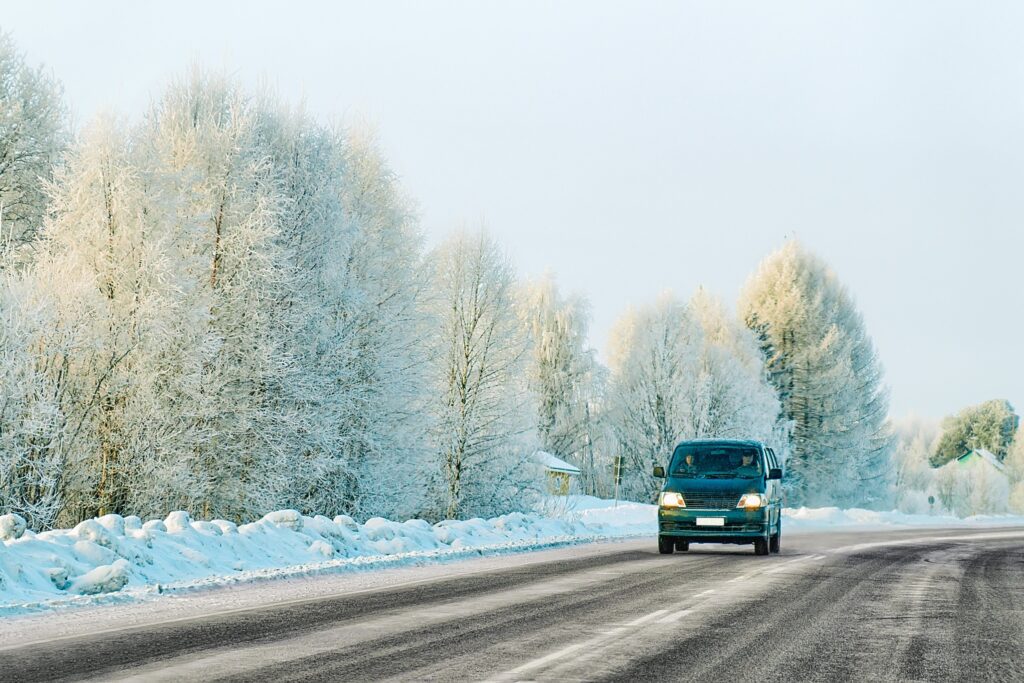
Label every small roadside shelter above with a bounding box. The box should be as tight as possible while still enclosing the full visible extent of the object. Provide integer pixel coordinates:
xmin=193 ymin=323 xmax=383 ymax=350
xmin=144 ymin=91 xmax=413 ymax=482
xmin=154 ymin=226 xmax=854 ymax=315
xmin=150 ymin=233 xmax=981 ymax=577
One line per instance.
xmin=535 ymin=451 xmax=581 ymax=495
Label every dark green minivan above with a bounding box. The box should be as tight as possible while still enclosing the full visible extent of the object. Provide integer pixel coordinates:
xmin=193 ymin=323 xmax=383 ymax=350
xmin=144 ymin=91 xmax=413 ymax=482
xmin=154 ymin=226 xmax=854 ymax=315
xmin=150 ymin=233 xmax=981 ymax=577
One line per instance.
xmin=653 ymin=439 xmax=783 ymax=556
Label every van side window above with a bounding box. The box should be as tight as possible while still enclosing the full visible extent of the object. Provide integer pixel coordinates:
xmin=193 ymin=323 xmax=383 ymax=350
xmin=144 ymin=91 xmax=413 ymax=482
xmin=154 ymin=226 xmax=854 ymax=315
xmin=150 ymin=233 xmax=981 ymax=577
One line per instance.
xmin=766 ymin=448 xmax=778 ymax=470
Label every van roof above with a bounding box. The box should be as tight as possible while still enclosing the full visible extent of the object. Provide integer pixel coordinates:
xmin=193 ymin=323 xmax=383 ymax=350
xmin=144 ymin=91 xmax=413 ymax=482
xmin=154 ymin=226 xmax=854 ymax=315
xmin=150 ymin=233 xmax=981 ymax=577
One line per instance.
xmin=673 ymin=439 xmax=765 ymax=449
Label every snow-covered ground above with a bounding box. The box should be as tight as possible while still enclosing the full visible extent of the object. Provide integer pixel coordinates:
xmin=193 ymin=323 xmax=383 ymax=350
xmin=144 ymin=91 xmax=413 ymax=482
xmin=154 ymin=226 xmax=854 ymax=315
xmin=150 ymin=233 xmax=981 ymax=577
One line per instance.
xmin=0 ymin=501 xmax=651 ymax=616
xmin=2 ymin=497 xmax=1023 ymax=616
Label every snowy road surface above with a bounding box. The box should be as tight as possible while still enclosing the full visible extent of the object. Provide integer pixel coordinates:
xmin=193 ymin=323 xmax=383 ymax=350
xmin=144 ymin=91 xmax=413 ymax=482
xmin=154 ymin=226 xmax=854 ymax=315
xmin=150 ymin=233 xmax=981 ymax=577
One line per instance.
xmin=2 ymin=527 xmax=1022 ymax=682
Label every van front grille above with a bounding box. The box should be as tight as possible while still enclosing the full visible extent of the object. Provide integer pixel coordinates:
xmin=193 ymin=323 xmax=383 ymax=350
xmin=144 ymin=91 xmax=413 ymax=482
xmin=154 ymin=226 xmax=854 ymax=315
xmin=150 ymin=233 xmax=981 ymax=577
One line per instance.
xmin=680 ymin=492 xmax=740 ymax=509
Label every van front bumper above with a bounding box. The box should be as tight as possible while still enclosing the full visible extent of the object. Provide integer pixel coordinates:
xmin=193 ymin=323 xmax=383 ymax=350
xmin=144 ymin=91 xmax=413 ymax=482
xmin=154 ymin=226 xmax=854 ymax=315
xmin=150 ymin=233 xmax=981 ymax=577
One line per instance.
xmin=658 ymin=507 xmax=770 ymax=541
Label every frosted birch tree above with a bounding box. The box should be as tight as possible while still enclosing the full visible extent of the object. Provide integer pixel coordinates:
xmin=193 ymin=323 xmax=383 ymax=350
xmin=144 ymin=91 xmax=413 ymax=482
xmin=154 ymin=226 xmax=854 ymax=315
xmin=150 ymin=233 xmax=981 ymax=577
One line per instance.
xmin=328 ymin=126 xmax=431 ymax=520
xmin=426 ymin=231 xmax=536 ymax=520
xmin=518 ymin=276 xmax=602 ymax=492
xmin=606 ymin=294 xmax=702 ymax=500
xmin=687 ymin=288 xmax=782 ymax=446
xmin=1006 ymin=432 xmax=1024 ymax=513
xmin=132 ymin=70 xmax=299 ymax=521
xmin=0 ymin=31 xmax=67 ymax=260
xmin=889 ymin=418 xmax=941 ymax=513
xmin=0 ymin=274 xmax=67 ymax=527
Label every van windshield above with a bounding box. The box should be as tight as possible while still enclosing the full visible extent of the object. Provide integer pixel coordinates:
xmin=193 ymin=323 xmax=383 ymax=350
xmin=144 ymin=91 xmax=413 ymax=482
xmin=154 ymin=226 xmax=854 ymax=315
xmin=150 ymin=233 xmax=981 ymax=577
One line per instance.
xmin=669 ymin=445 xmax=763 ymax=479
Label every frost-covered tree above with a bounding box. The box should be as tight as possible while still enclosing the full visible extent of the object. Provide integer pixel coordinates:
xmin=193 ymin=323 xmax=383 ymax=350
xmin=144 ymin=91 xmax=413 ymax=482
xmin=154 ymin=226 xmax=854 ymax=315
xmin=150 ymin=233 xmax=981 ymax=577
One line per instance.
xmin=127 ymin=70 xmax=301 ymax=521
xmin=0 ymin=31 xmax=67 ymax=258
xmin=606 ymin=290 xmax=782 ymax=502
xmin=606 ymin=294 xmax=702 ymax=501
xmin=326 ymin=126 xmax=431 ymax=520
xmin=934 ymin=458 xmax=1010 ymax=517
xmin=687 ymin=288 xmax=782 ymax=447
xmin=519 ymin=275 xmax=603 ymax=492
xmin=0 ymin=274 xmax=66 ymax=528
xmin=1005 ymin=432 xmax=1024 ymax=514
xmin=426 ymin=230 xmax=536 ymax=520
xmin=30 ymin=118 xmax=177 ymax=521
xmin=931 ymin=399 xmax=1019 ymax=467
xmin=739 ymin=241 xmax=893 ymax=507
xmin=889 ymin=417 xmax=941 ymax=514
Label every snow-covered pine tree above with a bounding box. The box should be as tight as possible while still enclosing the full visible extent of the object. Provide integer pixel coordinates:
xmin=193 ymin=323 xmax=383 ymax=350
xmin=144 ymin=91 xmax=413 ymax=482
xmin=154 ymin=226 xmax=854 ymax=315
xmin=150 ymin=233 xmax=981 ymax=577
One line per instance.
xmin=739 ymin=241 xmax=893 ymax=507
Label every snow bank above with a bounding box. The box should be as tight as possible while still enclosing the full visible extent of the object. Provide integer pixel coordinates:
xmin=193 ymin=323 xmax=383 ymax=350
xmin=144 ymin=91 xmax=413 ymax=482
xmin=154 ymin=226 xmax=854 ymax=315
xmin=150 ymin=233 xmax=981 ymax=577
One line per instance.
xmin=0 ymin=506 xmax=648 ymax=615
xmin=4 ymin=499 xmax=1022 ymax=615
xmin=554 ymin=496 xmax=1024 ymax=535
xmin=782 ymin=506 xmax=1024 ymax=532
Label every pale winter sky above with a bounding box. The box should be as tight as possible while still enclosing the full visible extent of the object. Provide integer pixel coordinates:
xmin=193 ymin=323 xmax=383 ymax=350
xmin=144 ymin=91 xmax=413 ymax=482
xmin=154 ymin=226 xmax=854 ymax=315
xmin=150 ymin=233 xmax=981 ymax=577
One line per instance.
xmin=4 ymin=1 xmax=1022 ymax=419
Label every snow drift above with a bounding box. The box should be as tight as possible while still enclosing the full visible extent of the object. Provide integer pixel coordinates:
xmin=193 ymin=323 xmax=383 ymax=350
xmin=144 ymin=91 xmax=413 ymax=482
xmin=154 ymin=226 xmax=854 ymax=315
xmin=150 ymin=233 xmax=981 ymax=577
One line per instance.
xmin=3 ymin=497 xmax=1023 ymax=615
xmin=0 ymin=502 xmax=652 ymax=614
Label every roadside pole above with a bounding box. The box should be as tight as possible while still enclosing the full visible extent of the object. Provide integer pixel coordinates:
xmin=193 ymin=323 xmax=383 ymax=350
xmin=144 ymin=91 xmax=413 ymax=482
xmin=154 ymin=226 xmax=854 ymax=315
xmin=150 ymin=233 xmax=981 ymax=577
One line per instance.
xmin=613 ymin=455 xmax=623 ymax=509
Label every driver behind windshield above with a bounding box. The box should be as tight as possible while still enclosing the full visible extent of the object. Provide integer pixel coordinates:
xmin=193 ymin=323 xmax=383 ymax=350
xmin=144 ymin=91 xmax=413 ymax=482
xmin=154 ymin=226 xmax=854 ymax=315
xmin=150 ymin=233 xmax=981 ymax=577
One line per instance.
xmin=670 ymin=447 xmax=762 ymax=477
xmin=677 ymin=452 xmax=698 ymax=474
xmin=735 ymin=451 xmax=762 ymax=477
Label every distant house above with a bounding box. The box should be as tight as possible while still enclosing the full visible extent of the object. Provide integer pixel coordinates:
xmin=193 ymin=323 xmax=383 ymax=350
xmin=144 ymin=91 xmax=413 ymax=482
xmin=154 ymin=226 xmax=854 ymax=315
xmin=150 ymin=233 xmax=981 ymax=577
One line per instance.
xmin=535 ymin=451 xmax=581 ymax=495
xmin=936 ymin=447 xmax=1011 ymax=516
xmin=955 ymin=448 xmax=1007 ymax=476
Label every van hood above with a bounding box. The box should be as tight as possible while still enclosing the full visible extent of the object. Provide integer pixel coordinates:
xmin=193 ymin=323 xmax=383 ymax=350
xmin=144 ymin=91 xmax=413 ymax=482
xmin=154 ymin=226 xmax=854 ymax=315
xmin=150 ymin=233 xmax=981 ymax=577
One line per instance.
xmin=664 ymin=476 xmax=765 ymax=494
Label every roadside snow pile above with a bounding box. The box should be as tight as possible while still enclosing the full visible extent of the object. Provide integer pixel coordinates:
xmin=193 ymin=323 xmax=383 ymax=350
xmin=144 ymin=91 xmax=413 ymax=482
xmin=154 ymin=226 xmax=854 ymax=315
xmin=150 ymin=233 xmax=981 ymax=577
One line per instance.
xmin=554 ymin=496 xmax=1024 ymax=534
xmin=542 ymin=495 xmax=657 ymax=531
xmin=4 ymin=500 xmax=1023 ymax=614
xmin=0 ymin=507 xmax=647 ymax=613
xmin=783 ymin=506 xmax=1024 ymax=531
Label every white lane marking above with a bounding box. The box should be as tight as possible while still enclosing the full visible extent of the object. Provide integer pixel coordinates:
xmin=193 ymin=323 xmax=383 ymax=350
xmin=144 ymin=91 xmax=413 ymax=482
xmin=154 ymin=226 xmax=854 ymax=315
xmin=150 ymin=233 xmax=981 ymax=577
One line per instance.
xmin=598 ymin=627 xmax=627 ymax=636
xmin=832 ymin=530 xmax=1024 ymax=555
xmin=727 ymin=574 xmax=751 ymax=582
xmin=624 ymin=609 xmax=670 ymax=626
xmin=811 ymin=554 xmax=827 ymax=561
xmin=504 ymin=641 xmax=590 ymax=675
xmin=503 ymin=609 xmax=671 ymax=677
xmin=764 ymin=556 xmax=814 ymax=574
xmin=694 ymin=589 xmax=715 ymax=597
xmin=657 ymin=608 xmax=693 ymax=624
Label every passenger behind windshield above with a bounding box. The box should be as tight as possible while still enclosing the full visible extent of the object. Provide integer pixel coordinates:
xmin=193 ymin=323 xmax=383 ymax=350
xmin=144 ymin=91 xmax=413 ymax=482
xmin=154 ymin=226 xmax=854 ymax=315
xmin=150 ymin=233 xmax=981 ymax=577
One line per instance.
xmin=670 ymin=446 xmax=763 ymax=479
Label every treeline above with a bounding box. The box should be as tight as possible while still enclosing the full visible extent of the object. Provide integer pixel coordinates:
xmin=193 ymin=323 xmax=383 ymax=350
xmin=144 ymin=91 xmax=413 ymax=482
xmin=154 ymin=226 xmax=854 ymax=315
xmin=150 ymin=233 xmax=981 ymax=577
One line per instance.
xmin=892 ymin=400 xmax=1024 ymax=516
xmin=0 ymin=34 xmax=895 ymax=528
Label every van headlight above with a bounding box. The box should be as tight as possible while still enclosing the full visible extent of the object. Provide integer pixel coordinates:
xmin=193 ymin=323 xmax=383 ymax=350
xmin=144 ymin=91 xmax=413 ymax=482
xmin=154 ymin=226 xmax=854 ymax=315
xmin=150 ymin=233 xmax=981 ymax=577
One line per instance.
xmin=659 ymin=492 xmax=686 ymax=508
xmin=737 ymin=493 xmax=768 ymax=509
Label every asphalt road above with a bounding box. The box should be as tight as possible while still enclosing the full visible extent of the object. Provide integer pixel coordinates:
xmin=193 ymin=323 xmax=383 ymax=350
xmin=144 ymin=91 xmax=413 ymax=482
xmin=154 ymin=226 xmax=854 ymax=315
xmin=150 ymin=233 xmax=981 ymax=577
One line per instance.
xmin=3 ymin=527 xmax=1023 ymax=682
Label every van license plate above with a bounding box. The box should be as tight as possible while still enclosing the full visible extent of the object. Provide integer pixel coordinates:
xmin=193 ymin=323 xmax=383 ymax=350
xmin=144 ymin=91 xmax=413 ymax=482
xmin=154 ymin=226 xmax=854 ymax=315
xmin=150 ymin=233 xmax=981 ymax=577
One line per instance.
xmin=696 ymin=517 xmax=725 ymax=527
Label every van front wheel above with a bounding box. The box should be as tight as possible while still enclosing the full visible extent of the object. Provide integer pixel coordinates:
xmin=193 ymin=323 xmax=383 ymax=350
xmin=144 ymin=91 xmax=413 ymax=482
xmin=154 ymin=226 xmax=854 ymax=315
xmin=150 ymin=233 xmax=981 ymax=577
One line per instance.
xmin=769 ymin=532 xmax=781 ymax=554
xmin=658 ymin=536 xmax=675 ymax=554
xmin=754 ymin=537 xmax=769 ymax=556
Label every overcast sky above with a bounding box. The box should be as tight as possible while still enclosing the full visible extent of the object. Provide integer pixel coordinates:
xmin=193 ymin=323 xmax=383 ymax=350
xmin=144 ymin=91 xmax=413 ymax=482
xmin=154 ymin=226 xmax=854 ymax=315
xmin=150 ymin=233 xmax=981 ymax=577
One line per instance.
xmin=4 ymin=1 xmax=1022 ymax=419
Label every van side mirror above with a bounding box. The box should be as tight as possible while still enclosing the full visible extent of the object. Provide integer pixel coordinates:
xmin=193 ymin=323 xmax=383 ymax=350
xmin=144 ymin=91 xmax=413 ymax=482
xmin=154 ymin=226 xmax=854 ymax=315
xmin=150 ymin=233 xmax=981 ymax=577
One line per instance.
xmin=653 ymin=466 xmax=665 ymax=478
xmin=768 ymin=468 xmax=782 ymax=480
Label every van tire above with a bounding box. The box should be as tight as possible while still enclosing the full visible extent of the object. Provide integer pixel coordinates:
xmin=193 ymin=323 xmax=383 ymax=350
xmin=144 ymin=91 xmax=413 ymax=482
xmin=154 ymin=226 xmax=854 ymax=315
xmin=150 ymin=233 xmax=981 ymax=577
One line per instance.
xmin=754 ymin=537 xmax=769 ymax=556
xmin=770 ymin=532 xmax=781 ymax=554
xmin=658 ymin=536 xmax=675 ymax=554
